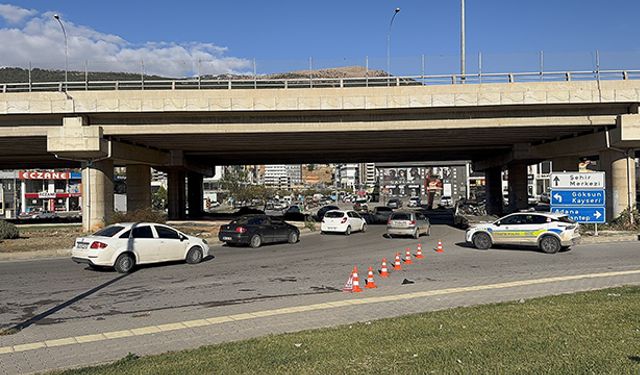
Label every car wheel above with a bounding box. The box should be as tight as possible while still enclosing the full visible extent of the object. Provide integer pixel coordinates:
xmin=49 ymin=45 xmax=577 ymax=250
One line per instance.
xmin=186 ymin=246 xmax=203 ymax=264
xmin=249 ymin=234 xmax=262 ymax=248
xmin=361 ymin=223 xmax=367 ymax=233
xmin=114 ymin=253 xmax=135 ymax=273
xmin=472 ymin=233 xmax=492 ymax=250
xmin=413 ymin=228 xmax=419 ymax=239
xmin=539 ymin=236 xmax=561 ymax=254
xmin=345 ymin=226 xmax=351 ymax=236
xmin=288 ymin=231 xmax=299 ymax=244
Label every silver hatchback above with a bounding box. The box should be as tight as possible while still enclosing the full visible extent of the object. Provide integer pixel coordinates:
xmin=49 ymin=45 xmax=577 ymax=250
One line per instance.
xmin=386 ymin=211 xmax=431 ymax=239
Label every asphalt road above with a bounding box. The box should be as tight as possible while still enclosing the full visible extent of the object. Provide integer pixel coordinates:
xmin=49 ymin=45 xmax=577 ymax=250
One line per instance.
xmin=1 ymin=223 xmax=638 ymax=334
xmin=1 ymin=222 xmax=640 ymax=374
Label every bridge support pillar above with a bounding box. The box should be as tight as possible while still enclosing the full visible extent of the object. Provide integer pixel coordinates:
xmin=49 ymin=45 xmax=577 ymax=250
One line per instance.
xmin=81 ymin=159 xmax=114 ymax=232
xmin=126 ymin=165 xmax=151 ymax=212
xmin=551 ymin=156 xmax=579 ymax=172
xmin=168 ymin=169 xmax=186 ymax=220
xmin=187 ymin=172 xmax=204 ymax=218
xmin=485 ymin=167 xmax=503 ymax=216
xmin=599 ymin=149 xmax=636 ymax=221
xmin=507 ymin=162 xmax=528 ymax=213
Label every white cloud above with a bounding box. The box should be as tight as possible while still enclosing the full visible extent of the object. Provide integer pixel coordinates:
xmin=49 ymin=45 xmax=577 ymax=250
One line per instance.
xmin=0 ymin=3 xmax=36 ymax=24
xmin=0 ymin=7 xmax=251 ymax=77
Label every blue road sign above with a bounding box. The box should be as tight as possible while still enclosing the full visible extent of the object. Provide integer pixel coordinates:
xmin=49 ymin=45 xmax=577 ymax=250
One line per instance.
xmin=550 ymin=207 xmax=606 ymax=223
xmin=550 ymin=189 xmax=605 ymax=206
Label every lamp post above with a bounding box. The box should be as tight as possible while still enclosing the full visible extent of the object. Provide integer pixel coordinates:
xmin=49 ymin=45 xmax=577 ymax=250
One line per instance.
xmin=53 ymin=14 xmax=68 ymax=90
xmin=460 ymin=0 xmax=466 ymax=81
xmin=386 ymin=7 xmax=400 ymax=77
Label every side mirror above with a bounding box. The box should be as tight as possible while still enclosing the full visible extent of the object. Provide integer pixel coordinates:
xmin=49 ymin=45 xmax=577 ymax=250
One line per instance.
xmin=180 ymin=235 xmax=188 ymax=242
xmin=495 ymin=221 xmax=501 ymax=227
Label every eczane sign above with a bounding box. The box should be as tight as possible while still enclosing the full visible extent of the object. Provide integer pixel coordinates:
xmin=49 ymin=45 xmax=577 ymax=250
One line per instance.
xmin=19 ymin=171 xmax=70 ymax=180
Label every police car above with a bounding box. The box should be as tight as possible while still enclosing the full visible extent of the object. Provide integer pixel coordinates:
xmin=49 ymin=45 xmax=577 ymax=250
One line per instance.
xmin=465 ymin=212 xmax=580 ymax=254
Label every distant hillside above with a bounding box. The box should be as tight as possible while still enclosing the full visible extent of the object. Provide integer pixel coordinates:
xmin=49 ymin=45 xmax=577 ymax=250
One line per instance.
xmin=0 ymin=67 xmax=169 ymax=83
xmin=0 ymin=65 xmax=388 ymax=84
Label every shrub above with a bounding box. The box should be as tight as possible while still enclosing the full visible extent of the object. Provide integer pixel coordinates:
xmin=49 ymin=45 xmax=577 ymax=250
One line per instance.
xmin=109 ymin=208 xmax=167 ymax=225
xmin=0 ymin=220 xmax=19 ymax=240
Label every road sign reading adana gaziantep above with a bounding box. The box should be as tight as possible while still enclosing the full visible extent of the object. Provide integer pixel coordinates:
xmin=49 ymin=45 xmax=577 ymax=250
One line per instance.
xmin=550 ymin=172 xmax=606 ymax=224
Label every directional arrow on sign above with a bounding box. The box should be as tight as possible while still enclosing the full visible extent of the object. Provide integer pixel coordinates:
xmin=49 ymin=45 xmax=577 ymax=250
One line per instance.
xmin=553 ymin=193 xmax=562 ymax=203
xmin=593 ymin=211 xmax=602 ymax=220
xmin=553 ymin=176 xmax=560 ymax=186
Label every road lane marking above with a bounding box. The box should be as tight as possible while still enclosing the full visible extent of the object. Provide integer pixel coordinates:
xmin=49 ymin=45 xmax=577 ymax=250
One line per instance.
xmin=1 ymin=268 xmax=639 ymax=355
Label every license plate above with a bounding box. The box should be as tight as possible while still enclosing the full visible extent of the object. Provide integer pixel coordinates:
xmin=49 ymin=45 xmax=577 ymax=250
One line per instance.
xmin=76 ymin=242 xmax=89 ymax=249
xmin=327 ymin=227 xmax=336 ymax=230
xmin=222 ymin=236 xmax=232 ymax=241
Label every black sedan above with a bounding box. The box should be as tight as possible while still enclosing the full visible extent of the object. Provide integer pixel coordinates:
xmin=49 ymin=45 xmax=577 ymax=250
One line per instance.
xmin=218 ymin=215 xmax=300 ymax=248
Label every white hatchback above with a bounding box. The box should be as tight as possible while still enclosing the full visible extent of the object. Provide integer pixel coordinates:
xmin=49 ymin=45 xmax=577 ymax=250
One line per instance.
xmin=72 ymin=222 xmax=211 ymax=273
xmin=320 ymin=210 xmax=367 ymax=235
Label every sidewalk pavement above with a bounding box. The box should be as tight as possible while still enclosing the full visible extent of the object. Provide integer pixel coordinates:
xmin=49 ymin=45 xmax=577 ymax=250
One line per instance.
xmin=1 ymin=268 xmax=639 ymax=375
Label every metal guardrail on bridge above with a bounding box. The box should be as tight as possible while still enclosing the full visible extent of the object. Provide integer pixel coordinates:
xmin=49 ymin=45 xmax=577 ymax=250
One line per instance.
xmin=1 ymin=69 xmax=640 ymax=93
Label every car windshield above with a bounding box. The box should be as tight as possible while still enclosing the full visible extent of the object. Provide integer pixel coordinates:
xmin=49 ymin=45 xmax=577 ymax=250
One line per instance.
xmin=390 ymin=213 xmax=412 ymax=221
xmin=234 ymin=216 xmax=268 ymax=225
xmin=93 ymin=225 xmax=124 ymax=237
xmin=376 ymin=207 xmax=392 ymax=212
xmin=556 ymin=215 xmax=576 ymax=224
xmin=325 ymin=211 xmax=344 ymax=218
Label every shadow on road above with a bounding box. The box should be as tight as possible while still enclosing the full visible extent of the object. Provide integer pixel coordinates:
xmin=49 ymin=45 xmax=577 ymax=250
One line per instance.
xmin=9 ymin=271 xmax=134 ymax=332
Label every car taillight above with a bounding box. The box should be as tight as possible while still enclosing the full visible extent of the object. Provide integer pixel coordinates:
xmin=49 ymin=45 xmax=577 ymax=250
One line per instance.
xmin=387 ymin=218 xmax=392 ymax=224
xmin=235 ymin=227 xmax=247 ymax=233
xmin=341 ymin=217 xmax=348 ymax=224
xmin=410 ymin=220 xmax=416 ymax=226
xmin=90 ymin=241 xmax=108 ymax=249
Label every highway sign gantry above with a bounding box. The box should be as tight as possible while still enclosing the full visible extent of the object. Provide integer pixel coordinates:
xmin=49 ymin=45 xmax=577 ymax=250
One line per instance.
xmin=550 ymin=172 xmax=606 ymax=224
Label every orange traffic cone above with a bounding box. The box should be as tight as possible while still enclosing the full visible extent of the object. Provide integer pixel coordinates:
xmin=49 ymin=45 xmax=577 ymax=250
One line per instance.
xmin=393 ymin=253 xmax=402 ymax=270
xmin=343 ymin=266 xmax=362 ymax=293
xmin=365 ymin=266 xmax=377 ymax=288
xmin=435 ymin=240 xmax=444 ymax=253
xmin=415 ymin=243 xmax=425 ymax=259
xmin=404 ymin=248 xmax=413 ymax=264
xmin=352 ymin=266 xmax=362 ymax=292
xmin=379 ymin=258 xmax=390 ymax=277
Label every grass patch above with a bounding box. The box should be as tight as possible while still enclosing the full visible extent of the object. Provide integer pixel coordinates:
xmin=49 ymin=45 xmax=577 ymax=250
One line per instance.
xmin=53 ymin=286 xmax=640 ymax=375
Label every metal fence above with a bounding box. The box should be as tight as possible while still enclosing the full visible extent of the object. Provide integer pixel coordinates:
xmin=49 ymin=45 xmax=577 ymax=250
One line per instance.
xmin=1 ymin=51 xmax=640 ymax=93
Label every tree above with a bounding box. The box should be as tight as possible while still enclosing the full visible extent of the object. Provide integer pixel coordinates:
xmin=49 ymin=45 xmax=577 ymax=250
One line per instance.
xmin=152 ymin=186 xmax=167 ymax=210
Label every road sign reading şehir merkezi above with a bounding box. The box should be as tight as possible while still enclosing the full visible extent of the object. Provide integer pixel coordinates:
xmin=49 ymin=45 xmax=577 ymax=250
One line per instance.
xmin=550 ymin=172 xmax=606 ymax=224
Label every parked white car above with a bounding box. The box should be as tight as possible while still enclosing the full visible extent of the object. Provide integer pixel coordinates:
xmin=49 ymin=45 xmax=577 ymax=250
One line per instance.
xmin=320 ymin=210 xmax=367 ymax=235
xmin=465 ymin=212 xmax=580 ymax=253
xmin=72 ymin=223 xmax=211 ymax=273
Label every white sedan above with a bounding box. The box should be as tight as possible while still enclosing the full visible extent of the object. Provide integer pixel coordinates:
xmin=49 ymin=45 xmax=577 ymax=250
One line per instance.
xmin=71 ymin=222 xmax=211 ymax=273
xmin=320 ymin=210 xmax=367 ymax=235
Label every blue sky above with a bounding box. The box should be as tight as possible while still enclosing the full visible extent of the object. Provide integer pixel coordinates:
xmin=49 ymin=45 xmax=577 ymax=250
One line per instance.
xmin=1 ymin=1 xmax=639 ymax=77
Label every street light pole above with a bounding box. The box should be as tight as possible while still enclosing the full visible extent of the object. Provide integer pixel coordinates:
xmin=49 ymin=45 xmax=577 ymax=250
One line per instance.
xmin=460 ymin=0 xmax=466 ymax=81
xmin=53 ymin=14 xmax=68 ymax=90
xmin=386 ymin=7 xmax=400 ymax=77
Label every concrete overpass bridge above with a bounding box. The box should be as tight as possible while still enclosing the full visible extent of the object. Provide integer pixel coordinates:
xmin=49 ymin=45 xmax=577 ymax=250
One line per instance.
xmin=1 ymin=75 xmax=639 ymax=230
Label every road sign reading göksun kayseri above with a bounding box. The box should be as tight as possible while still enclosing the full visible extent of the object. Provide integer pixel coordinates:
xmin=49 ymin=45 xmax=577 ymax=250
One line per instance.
xmin=550 ymin=172 xmax=606 ymax=224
